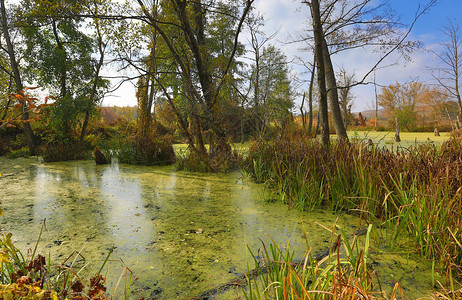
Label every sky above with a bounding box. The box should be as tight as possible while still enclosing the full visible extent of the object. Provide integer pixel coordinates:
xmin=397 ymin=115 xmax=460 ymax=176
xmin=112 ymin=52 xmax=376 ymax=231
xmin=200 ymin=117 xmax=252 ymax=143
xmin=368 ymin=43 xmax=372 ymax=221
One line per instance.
xmin=248 ymin=0 xmax=462 ymax=112
xmin=18 ymin=0 xmax=457 ymax=113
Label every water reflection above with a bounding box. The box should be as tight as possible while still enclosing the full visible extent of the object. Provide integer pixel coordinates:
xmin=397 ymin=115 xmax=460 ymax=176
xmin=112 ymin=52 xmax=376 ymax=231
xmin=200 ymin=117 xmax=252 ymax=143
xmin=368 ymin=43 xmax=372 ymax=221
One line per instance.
xmin=1 ymin=159 xmax=359 ymax=299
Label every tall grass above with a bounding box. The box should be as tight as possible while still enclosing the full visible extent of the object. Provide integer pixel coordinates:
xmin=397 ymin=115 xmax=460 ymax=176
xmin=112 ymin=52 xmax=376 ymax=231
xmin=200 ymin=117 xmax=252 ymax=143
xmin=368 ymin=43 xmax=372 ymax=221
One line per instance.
xmin=243 ymin=223 xmax=407 ymax=299
xmin=245 ymin=129 xmax=462 ymax=283
xmin=103 ymin=133 xmax=175 ymax=166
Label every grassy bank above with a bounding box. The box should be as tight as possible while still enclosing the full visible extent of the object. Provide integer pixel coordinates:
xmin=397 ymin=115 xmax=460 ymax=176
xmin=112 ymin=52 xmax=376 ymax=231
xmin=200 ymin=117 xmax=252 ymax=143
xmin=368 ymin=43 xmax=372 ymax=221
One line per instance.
xmin=344 ymin=130 xmax=450 ymax=149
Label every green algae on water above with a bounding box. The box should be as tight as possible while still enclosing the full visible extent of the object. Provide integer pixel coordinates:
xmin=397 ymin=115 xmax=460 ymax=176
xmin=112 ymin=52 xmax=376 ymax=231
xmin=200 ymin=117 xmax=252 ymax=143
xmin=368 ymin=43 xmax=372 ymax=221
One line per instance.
xmin=0 ymin=157 xmax=441 ymax=299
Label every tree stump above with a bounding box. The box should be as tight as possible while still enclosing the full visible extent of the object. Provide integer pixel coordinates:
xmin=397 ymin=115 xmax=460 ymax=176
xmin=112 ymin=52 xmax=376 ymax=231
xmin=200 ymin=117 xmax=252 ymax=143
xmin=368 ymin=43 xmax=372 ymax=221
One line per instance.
xmin=93 ymin=146 xmax=109 ymax=164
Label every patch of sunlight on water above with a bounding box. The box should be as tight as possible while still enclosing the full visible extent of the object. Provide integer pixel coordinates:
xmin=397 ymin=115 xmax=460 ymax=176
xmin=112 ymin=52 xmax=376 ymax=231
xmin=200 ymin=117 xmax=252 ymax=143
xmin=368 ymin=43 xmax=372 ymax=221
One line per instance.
xmin=0 ymin=157 xmax=441 ymax=299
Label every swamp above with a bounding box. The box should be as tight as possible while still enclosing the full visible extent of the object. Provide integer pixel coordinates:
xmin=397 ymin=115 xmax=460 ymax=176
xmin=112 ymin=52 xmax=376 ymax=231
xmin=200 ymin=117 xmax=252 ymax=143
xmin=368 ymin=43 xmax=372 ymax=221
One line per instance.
xmin=0 ymin=151 xmax=451 ymax=298
xmin=1 ymin=0 xmax=462 ymax=299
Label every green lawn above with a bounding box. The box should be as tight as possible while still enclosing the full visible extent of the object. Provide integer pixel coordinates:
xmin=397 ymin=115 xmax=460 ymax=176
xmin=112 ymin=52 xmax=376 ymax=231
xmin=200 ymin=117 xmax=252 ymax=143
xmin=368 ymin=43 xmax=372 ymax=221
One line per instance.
xmin=346 ymin=130 xmax=451 ymax=148
xmin=173 ymin=131 xmax=451 ymax=155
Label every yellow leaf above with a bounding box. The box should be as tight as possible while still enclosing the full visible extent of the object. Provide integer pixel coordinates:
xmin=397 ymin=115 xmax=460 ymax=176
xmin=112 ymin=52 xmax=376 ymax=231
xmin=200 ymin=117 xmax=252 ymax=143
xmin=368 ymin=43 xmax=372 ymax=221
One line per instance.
xmin=0 ymin=249 xmax=10 ymax=263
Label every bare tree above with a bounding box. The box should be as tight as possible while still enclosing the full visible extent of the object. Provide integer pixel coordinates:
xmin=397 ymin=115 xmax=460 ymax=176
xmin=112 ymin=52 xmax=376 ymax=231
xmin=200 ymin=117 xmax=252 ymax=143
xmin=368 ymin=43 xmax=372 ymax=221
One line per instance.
xmin=301 ymin=0 xmax=436 ymax=146
xmin=245 ymin=11 xmax=278 ymax=138
xmin=432 ymin=20 xmax=462 ymax=128
xmin=297 ymin=55 xmax=317 ymax=136
xmin=337 ymin=68 xmax=355 ymax=129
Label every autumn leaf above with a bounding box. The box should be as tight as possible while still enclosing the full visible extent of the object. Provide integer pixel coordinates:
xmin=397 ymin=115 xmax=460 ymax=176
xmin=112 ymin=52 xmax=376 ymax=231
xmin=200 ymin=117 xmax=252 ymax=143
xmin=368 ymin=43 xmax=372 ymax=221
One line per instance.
xmin=0 ymin=249 xmax=10 ymax=263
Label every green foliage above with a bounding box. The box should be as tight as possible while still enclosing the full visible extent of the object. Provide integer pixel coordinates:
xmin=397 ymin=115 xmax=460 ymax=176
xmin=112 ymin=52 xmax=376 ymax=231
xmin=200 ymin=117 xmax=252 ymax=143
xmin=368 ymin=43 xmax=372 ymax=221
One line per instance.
xmin=84 ymin=133 xmax=105 ymax=148
xmin=394 ymin=105 xmax=417 ymax=131
xmin=15 ymin=0 xmax=109 ymax=146
xmin=248 ymin=44 xmax=295 ymax=136
xmin=48 ymin=95 xmax=82 ymax=141
xmin=19 ymin=0 xmax=95 ymax=92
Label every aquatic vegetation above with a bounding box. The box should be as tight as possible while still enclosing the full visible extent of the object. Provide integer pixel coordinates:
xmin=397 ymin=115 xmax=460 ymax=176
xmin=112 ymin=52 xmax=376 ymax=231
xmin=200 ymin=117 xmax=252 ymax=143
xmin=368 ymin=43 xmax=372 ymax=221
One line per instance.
xmin=243 ymin=224 xmax=408 ymax=299
xmin=40 ymin=139 xmax=88 ymax=162
xmin=0 ymin=223 xmax=135 ymax=299
xmin=103 ymin=133 xmax=175 ymax=166
xmin=245 ymin=129 xmax=462 ymax=290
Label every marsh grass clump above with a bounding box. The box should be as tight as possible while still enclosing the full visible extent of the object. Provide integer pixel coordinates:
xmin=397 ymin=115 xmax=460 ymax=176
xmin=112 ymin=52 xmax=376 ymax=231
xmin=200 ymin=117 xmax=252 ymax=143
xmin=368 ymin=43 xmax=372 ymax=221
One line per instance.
xmin=176 ymin=139 xmax=242 ymax=172
xmin=40 ymin=139 xmax=88 ymax=162
xmin=245 ymin=129 xmax=462 ymax=285
xmin=6 ymin=147 xmax=30 ymax=159
xmin=107 ymin=133 xmax=175 ymax=166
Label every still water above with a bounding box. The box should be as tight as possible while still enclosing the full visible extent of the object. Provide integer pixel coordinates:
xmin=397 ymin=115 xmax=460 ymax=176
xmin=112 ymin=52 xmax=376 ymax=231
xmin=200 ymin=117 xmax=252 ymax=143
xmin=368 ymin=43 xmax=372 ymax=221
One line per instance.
xmin=0 ymin=158 xmax=439 ymax=299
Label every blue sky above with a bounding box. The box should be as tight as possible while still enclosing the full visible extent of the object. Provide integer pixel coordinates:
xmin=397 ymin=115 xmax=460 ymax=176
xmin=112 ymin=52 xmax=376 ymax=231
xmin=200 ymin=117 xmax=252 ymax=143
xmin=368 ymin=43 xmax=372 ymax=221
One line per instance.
xmin=390 ymin=0 xmax=461 ymax=38
xmin=252 ymin=0 xmax=462 ymax=112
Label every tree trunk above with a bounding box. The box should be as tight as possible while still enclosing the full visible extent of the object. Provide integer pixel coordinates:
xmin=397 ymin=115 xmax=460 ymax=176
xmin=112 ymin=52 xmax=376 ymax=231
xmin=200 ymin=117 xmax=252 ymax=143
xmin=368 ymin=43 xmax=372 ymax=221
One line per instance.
xmin=0 ymin=0 xmax=36 ymax=153
xmin=322 ymin=37 xmax=348 ymax=142
xmin=51 ymin=20 xmax=67 ymax=99
xmin=310 ymin=0 xmax=329 ymax=147
xmin=300 ymin=92 xmax=306 ymax=129
xmin=456 ymin=92 xmax=461 ymax=129
xmin=254 ymin=47 xmax=262 ymax=137
xmin=308 ymin=55 xmax=316 ymax=137
xmin=80 ymin=23 xmax=105 ymax=142
xmin=315 ymin=110 xmax=320 ymax=138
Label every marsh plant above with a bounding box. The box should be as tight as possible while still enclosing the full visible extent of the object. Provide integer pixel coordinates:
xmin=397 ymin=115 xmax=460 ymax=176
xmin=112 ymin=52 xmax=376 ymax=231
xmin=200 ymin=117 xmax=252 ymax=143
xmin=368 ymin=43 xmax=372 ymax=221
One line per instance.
xmin=245 ymin=129 xmax=462 ymax=288
xmin=243 ymin=224 xmax=408 ymax=299
xmin=102 ymin=133 xmax=175 ymax=166
xmin=176 ymin=141 xmax=243 ymax=172
xmin=0 ymin=224 xmax=135 ymax=299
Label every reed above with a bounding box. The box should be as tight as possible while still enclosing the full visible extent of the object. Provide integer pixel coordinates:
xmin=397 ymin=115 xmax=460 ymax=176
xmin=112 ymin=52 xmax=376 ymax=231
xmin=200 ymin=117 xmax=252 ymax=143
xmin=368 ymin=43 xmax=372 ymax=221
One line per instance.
xmin=243 ymin=223 xmax=405 ymax=299
xmin=245 ymin=129 xmax=462 ymax=285
xmin=103 ymin=133 xmax=175 ymax=166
